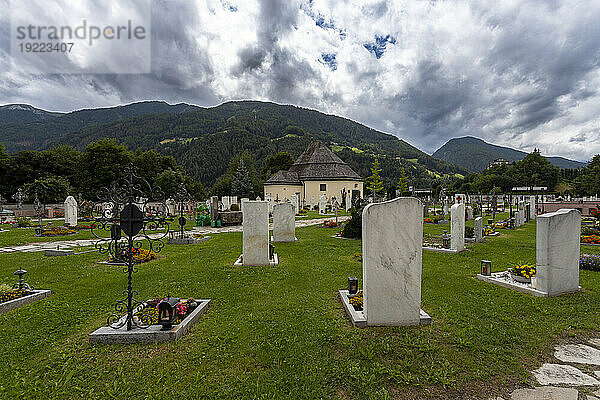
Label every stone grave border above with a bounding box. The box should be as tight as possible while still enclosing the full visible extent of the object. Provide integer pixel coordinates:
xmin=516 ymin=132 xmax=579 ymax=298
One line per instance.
xmin=0 ymin=289 xmax=51 ymax=314
xmin=166 ymin=235 xmax=211 ymax=245
xmin=89 ymin=299 xmax=211 ymax=344
xmin=422 ymin=246 xmax=466 ymax=254
xmin=270 ymin=235 xmax=298 ymax=243
xmin=338 ymin=290 xmax=431 ymax=328
xmin=477 ymin=273 xmax=581 ymax=297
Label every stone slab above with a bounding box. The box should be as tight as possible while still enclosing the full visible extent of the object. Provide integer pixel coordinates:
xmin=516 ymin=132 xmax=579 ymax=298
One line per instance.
xmin=89 ymin=299 xmax=210 ymax=344
xmin=242 ymin=201 xmax=270 ymax=266
xmin=0 ymin=289 xmax=51 ymax=314
xmin=338 ymin=290 xmax=430 ymax=328
xmin=555 ymin=344 xmax=600 ymax=366
xmin=533 ymin=363 xmax=600 ymax=386
xmin=234 ymin=253 xmax=278 ymax=266
xmin=166 ymin=236 xmax=210 ymax=245
xmin=509 ymin=386 xmax=578 ymax=400
xmin=422 ymin=246 xmax=465 ymax=254
xmin=477 ymin=274 xmax=549 ymax=297
xmin=44 ymin=249 xmax=75 ymax=256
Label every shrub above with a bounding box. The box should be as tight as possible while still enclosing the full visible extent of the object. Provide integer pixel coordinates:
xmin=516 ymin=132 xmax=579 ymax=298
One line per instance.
xmin=15 ymin=216 xmax=32 ymax=227
xmin=230 ymin=204 xmax=240 ymax=211
xmin=341 ymin=207 xmax=362 ymax=239
xmin=580 ymin=254 xmax=600 ymax=271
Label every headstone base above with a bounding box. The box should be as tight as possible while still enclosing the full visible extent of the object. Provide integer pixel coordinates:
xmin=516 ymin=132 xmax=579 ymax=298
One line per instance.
xmin=338 ymin=290 xmax=431 ymax=328
xmin=234 ymin=254 xmax=279 ymax=266
xmin=422 ymin=246 xmax=465 ymax=253
xmin=89 ymin=299 xmax=210 ymax=344
xmin=270 ymin=236 xmax=297 ymax=243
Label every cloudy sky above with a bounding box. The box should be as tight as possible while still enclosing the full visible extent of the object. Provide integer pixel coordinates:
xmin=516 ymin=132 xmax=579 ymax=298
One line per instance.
xmin=1 ymin=0 xmax=600 ymax=161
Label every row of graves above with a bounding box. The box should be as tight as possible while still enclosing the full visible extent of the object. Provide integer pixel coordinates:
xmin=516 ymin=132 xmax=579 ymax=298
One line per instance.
xmin=339 ymin=196 xmax=585 ymax=328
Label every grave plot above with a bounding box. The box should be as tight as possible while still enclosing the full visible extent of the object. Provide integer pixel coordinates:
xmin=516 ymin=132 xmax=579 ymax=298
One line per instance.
xmin=339 ymin=197 xmax=431 ymax=327
xmin=478 ymin=208 xmax=582 ymax=297
xmin=423 ymin=203 xmax=466 ymax=253
xmin=0 ymin=268 xmax=51 ymax=315
xmin=88 ymin=164 xmax=211 ymax=344
xmin=235 ymin=200 xmax=279 ymax=266
xmin=167 ymin=183 xmax=211 ymax=245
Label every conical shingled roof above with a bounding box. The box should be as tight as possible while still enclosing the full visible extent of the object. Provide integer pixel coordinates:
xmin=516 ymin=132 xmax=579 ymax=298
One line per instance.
xmin=264 ymin=170 xmax=301 ymax=185
xmin=287 ymin=141 xmax=362 ymax=181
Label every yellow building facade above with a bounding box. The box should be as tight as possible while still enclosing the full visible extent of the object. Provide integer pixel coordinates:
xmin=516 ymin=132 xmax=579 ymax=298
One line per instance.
xmin=263 ymin=141 xmax=363 ymax=208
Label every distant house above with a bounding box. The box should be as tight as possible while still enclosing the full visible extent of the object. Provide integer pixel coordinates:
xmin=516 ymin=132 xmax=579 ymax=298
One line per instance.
xmin=487 ymin=158 xmax=511 ymax=169
xmin=263 ymin=141 xmax=363 ymax=205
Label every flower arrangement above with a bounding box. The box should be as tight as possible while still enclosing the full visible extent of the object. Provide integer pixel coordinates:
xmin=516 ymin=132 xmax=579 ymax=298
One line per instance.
xmin=353 ymin=252 xmax=362 ymax=262
xmin=432 ymin=215 xmax=444 ymax=223
xmin=483 ymin=227 xmax=495 ymax=236
xmin=511 ymin=264 xmax=535 ymax=278
xmin=69 ymin=224 xmax=97 ymax=231
xmin=41 ymin=227 xmax=77 ymax=236
xmin=423 ymin=240 xmax=444 ymax=249
xmin=591 ymin=207 xmax=600 ymax=221
xmin=581 ymin=235 xmax=600 ymax=245
xmin=322 ymin=220 xmax=338 ymax=227
xmin=423 ymin=217 xmax=434 ymax=223
xmin=109 ymin=247 xmax=157 ymax=263
xmin=349 ymin=290 xmax=363 ymax=311
xmin=193 ymin=233 xmax=205 ymax=239
xmin=580 ymin=254 xmax=600 ymax=271
xmin=133 ymin=298 xmax=196 ymax=325
xmin=0 ymin=289 xmax=31 ymax=304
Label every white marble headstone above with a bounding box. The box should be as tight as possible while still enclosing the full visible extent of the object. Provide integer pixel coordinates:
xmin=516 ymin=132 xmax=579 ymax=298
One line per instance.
xmin=363 ymin=197 xmax=423 ymax=326
xmin=242 ymin=201 xmax=270 ymax=266
xmin=64 ymin=196 xmax=77 ymax=226
xmin=474 ymin=216 xmax=483 ymax=242
xmin=272 ymin=203 xmax=295 ymax=242
xmin=346 ymin=192 xmax=352 ymax=212
xmin=450 ymin=203 xmax=465 ymax=251
xmin=318 ymin=195 xmax=327 ymax=215
xmin=536 ymin=209 xmax=581 ymax=296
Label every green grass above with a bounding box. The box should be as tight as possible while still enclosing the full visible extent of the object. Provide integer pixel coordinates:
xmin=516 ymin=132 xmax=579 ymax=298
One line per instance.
xmin=0 ymin=220 xmax=599 ymax=399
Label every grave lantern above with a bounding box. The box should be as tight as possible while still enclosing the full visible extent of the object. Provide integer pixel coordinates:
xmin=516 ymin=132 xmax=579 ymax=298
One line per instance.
xmin=442 ymin=231 xmax=450 ymax=249
xmin=269 ymin=243 xmax=275 ymax=260
xmin=13 ymin=268 xmax=32 ymax=291
xmin=487 ymin=219 xmax=493 ymax=226
xmin=158 ymin=297 xmax=180 ymax=330
xmin=481 ymin=260 xmax=492 ymax=276
xmin=347 ymin=277 xmax=358 ymax=296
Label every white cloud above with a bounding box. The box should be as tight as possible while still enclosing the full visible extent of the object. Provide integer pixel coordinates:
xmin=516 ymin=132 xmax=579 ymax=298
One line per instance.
xmin=1 ymin=0 xmax=600 ymax=161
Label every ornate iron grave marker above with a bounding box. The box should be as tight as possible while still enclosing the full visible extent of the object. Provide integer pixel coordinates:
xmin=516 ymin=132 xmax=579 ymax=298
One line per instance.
xmin=13 ymin=188 xmax=25 ymax=210
xmin=33 ymin=192 xmax=44 ymax=235
xmin=173 ymin=182 xmax=193 ymax=239
xmin=91 ymin=164 xmax=170 ymax=331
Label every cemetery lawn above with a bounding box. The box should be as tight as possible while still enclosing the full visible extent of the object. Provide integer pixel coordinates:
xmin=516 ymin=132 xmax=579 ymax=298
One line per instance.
xmin=0 ymin=220 xmax=599 ymax=399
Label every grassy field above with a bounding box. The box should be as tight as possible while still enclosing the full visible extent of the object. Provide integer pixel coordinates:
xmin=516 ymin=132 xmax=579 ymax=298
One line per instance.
xmin=0 ymin=219 xmax=598 ymax=399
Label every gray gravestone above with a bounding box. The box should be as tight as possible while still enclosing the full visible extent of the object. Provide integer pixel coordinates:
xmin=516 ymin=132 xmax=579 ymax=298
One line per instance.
xmin=272 ymin=203 xmax=295 ymax=242
xmin=318 ymin=195 xmax=326 ymax=215
xmin=363 ymin=197 xmax=426 ymax=326
xmin=242 ymin=201 xmax=270 ymax=266
xmin=474 ymin=216 xmax=483 ymax=242
xmin=450 ymin=203 xmax=465 ymax=251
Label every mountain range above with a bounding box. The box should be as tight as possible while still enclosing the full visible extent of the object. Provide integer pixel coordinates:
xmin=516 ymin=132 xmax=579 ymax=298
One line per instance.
xmin=432 ymin=136 xmax=587 ymax=172
xmin=0 ymin=102 xmax=587 ymax=187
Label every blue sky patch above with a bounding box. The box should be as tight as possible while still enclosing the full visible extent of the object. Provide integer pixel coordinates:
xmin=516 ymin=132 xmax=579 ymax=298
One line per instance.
xmin=320 ymin=53 xmax=337 ymax=71
xmin=363 ymin=34 xmax=396 ymax=59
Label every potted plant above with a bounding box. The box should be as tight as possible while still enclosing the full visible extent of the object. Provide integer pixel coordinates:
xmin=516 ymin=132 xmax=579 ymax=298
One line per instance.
xmin=510 ymin=264 xmax=535 ymax=283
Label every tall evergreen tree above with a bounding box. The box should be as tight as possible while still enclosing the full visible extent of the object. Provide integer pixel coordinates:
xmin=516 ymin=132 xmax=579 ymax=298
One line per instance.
xmin=397 ymin=166 xmax=409 ymax=196
xmin=231 ymin=159 xmax=253 ymax=198
xmin=367 ymin=157 xmax=384 ymax=202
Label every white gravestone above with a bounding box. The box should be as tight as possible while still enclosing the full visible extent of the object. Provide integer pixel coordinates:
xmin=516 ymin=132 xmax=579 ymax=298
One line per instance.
xmin=443 ymin=201 xmax=449 ymax=216
xmin=310 ymin=197 xmax=316 ymax=210
xmin=466 ymin=206 xmax=473 ymax=220
xmin=291 ymin=194 xmax=300 ymax=215
xmin=222 ymin=196 xmax=231 ymax=211
xmin=318 ymin=195 xmax=327 ymax=215
xmin=474 ymin=216 xmax=483 ymax=242
xmin=242 ymin=201 xmax=270 ymax=266
xmin=272 ymin=203 xmax=295 ymax=242
xmin=231 ymin=196 xmax=238 ymax=207
xmin=346 ymin=192 xmax=352 ymax=212
xmin=64 ymin=196 xmax=78 ymax=226
xmin=529 ymin=195 xmax=536 ymax=220
xmin=265 ymin=195 xmax=274 ymax=214
xmin=450 ymin=203 xmax=465 ymax=252
xmin=536 ymin=209 xmax=581 ymax=296
xmin=363 ymin=197 xmax=428 ymax=326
